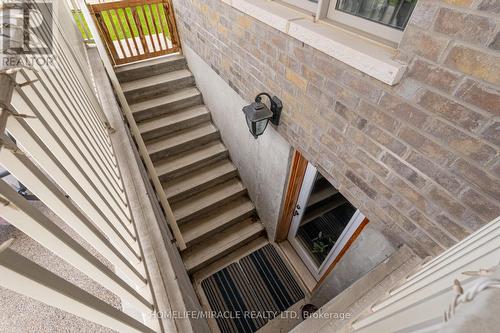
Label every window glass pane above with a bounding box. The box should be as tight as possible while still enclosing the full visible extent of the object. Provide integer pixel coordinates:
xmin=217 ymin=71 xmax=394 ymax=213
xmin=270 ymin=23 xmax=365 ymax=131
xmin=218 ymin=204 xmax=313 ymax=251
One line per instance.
xmin=336 ymin=0 xmax=418 ymax=30
xmin=296 ymin=173 xmax=357 ymax=267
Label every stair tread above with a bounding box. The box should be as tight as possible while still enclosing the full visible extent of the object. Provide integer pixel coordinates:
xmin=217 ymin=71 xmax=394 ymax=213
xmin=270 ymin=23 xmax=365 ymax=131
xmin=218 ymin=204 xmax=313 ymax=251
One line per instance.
xmin=115 ymin=54 xmax=185 ymax=74
xmin=182 ymin=219 xmax=264 ymax=272
xmin=132 ymin=87 xmax=202 ymax=116
xmin=164 ymin=159 xmax=237 ymax=200
xmin=122 ymin=69 xmax=193 ymax=93
xmin=172 ymin=178 xmax=247 ymax=222
xmin=181 ymin=197 xmax=255 ymax=245
xmin=138 ymin=104 xmax=208 ymax=135
xmin=154 ymin=141 xmax=227 ymax=178
xmin=146 ymin=122 xmax=218 ymax=155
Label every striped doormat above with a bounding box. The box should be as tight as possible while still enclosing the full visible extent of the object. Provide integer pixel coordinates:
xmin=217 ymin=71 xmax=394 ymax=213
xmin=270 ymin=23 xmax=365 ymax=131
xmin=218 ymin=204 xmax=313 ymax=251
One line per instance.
xmin=201 ymin=244 xmax=304 ymax=333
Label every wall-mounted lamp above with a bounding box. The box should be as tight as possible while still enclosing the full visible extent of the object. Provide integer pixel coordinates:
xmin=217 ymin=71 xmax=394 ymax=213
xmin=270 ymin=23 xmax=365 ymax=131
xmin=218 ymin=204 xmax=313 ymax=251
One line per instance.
xmin=242 ymin=93 xmax=282 ymax=139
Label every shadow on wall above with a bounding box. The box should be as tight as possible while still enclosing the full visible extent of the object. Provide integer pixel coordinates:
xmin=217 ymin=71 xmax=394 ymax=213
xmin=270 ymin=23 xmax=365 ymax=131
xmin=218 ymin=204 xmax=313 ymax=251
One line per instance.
xmin=182 ymin=45 xmax=293 ymax=241
xmin=311 ymin=223 xmax=397 ymax=307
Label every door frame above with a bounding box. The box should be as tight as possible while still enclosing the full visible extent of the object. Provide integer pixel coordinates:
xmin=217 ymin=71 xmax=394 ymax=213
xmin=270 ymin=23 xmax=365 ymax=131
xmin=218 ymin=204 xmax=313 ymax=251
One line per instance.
xmin=277 ymin=150 xmax=370 ymax=284
xmin=276 ymin=150 xmax=309 ymax=242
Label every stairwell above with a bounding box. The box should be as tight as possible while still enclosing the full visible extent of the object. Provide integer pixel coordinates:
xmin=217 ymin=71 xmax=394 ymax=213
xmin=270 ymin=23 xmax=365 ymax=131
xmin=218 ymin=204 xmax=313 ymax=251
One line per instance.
xmin=116 ymin=54 xmax=266 ymax=274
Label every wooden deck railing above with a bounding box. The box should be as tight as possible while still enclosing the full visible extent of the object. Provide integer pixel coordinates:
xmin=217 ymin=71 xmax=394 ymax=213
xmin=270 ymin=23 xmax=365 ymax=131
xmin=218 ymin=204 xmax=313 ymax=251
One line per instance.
xmin=88 ymin=0 xmax=180 ymax=66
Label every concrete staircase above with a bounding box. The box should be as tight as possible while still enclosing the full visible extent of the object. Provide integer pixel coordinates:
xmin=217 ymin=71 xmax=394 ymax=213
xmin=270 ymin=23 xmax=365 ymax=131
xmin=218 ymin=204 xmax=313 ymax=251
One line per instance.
xmin=116 ymin=54 xmax=265 ymax=274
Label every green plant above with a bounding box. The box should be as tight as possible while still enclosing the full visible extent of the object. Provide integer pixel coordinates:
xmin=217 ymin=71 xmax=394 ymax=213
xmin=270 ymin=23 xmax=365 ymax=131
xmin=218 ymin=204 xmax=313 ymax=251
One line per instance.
xmin=311 ymin=232 xmax=335 ymax=259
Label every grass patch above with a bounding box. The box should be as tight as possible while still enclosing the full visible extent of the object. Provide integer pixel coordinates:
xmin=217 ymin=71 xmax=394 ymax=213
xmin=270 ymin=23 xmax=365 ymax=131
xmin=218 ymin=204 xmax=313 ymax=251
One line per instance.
xmin=73 ymin=5 xmax=171 ymax=42
xmin=72 ymin=11 xmax=93 ymax=40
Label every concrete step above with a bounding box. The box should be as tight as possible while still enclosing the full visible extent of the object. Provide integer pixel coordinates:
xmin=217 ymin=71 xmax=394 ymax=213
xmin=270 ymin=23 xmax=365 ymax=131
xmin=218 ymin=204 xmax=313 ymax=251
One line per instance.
xmin=115 ymin=54 xmax=187 ymax=83
xmin=164 ymin=159 xmax=238 ymax=203
xmin=132 ymin=87 xmax=203 ymax=123
xmin=147 ymin=122 xmax=220 ymax=161
xmin=154 ymin=141 xmax=228 ymax=182
xmin=123 ymin=69 xmax=195 ymax=104
xmin=171 ymin=178 xmax=248 ymax=224
xmin=180 ymin=197 xmax=256 ymax=248
xmin=182 ymin=218 xmax=265 ymax=274
xmin=138 ymin=105 xmax=209 ymax=141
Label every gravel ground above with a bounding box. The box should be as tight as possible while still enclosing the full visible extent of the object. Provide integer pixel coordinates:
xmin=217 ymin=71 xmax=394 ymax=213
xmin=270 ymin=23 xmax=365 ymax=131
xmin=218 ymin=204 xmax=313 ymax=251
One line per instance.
xmin=0 ymin=198 xmax=121 ymax=333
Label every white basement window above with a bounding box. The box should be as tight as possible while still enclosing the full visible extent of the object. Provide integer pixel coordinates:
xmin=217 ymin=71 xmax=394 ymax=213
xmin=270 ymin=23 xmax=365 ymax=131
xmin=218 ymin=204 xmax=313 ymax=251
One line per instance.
xmin=278 ymin=0 xmax=418 ymax=43
xmin=324 ymin=0 xmax=418 ymax=43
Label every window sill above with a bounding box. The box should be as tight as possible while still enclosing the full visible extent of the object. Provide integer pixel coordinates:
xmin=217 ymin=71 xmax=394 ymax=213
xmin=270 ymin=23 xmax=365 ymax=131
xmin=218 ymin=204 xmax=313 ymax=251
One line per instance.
xmin=224 ymin=0 xmax=407 ymax=86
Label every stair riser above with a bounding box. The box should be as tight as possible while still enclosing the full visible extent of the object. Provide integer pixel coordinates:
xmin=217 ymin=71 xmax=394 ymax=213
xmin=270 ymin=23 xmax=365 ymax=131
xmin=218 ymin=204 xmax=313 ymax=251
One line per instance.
xmin=134 ymin=94 xmax=203 ymax=123
xmin=125 ymin=76 xmax=196 ymax=104
xmin=176 ymin=190 xmax=247 ymax=225
xmin=185 ymin=210 xmax=256 ymax=248
xmin=158 ymin=150 xmax=228 ymax=183
xmin=117 ymin=58 xmax=187 ymax=83
xmin=187 ymin=228 xmax=264 ymax=274
xmin=149 ymin=131 xmax=221 ymax=162
xmin=167 ymin=169 xmax=239 ymax=204
xmin=141 ymin=112 xmax=210 ymax=142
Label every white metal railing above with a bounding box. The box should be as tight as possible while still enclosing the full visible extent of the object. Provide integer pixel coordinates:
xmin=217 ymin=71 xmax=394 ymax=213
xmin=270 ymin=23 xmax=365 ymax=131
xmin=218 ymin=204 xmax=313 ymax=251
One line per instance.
xmin=0 ymin=1 xmax=161 ymax=332
xmin=351 ymin=216 xmax=500 ymax=333
xmin=67 ymin=0 xmax=95 ymax=44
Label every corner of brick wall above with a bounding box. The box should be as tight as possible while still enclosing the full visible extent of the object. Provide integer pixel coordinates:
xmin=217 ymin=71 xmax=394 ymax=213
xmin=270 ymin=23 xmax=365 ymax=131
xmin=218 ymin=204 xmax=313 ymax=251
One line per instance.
xmin=172 ymin=0 xmax=500 ymax=258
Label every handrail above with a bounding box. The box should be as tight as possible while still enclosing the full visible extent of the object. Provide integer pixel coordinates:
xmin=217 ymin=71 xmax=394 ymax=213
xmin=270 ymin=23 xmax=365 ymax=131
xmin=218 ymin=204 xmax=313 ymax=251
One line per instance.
xmin=351 ymin=217 xmax=500 ymax=332
xmin=0 ymin=240 xmax=156 ymax=333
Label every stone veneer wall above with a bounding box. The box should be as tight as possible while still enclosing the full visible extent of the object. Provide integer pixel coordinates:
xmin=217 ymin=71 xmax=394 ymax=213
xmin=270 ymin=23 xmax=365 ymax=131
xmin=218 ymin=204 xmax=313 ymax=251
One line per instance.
xmin=172 ymin=0 xmax=500 ymax=257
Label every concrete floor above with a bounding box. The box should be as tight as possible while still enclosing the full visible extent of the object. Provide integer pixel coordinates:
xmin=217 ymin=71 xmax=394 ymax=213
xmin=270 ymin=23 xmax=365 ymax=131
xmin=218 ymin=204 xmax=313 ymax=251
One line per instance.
xmin=0 ymin=181 xmax=121 ymax=333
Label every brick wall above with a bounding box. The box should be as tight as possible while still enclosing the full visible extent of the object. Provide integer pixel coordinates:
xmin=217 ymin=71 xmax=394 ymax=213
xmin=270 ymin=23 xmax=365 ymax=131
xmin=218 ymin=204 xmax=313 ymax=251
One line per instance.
xmin=173 ymin=0 xmax=500 ymax=257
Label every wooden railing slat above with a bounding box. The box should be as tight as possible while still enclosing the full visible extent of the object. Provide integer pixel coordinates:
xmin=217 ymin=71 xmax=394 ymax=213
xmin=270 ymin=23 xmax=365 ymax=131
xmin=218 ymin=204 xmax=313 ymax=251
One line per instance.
xmin=107 ymin=11 xmax=127 ymax=60
xmin=133 ymin=6 xmax=150 ymax=54
xmin=144 ymin=5 xmax=161 ymax=53
xmin=114 ymin=9 xmax=134 ymax=57
xmin=152 ymin=4 xmax=166 ymax=50
xmin=123 ymin=8 xmax=142 ymax=56
xmin=164 ymin=2 xmax=179 ymax=48
xmin=92 ymin=12 xmax=119 ymax=66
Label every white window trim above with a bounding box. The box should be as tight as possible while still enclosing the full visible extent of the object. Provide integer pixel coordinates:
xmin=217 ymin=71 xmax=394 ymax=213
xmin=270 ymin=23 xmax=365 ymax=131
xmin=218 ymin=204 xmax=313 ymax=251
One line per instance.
xmin=271 ymin=0 xmax=407 ymax=44
xmin=325 ymin=0 xmax=404 ymax=43
xmin=280 ymin=0 xmax=318 ymax=14
xmin=224 ymin=0 xmax=407 ymax=85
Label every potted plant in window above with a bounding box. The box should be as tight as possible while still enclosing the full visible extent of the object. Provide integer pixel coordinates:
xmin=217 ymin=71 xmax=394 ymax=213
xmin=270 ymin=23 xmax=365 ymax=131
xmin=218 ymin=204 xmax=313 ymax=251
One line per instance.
xmin=311 ymin=231 xmax=335 ymax=262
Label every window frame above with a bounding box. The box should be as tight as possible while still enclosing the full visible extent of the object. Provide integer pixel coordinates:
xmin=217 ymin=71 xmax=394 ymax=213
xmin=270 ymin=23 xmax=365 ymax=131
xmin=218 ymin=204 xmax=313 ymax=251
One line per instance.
xmin=286 ymin=162 xmax=368 ymax=281
xmin=279 ymin=0 xmax=319 ymax=14
xmin=272 ymin=0 xmax=414 ymax=44
xmin=322 ymin=0 xmax=405 ymax=43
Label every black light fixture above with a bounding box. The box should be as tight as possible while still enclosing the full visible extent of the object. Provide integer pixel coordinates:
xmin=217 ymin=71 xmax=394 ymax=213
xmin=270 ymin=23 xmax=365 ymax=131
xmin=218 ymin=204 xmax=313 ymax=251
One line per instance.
xmin=242 ymin=93 xmax=282 ymax=139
